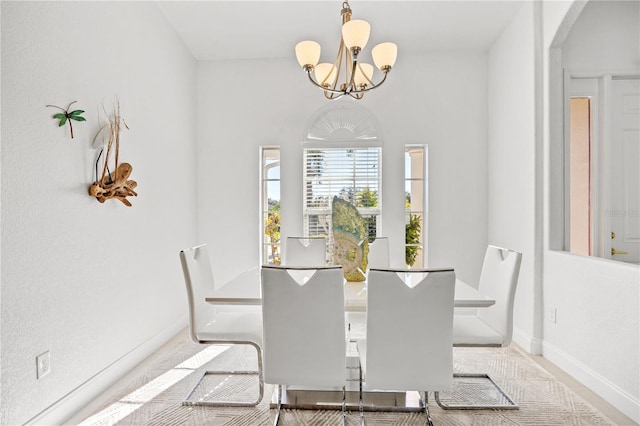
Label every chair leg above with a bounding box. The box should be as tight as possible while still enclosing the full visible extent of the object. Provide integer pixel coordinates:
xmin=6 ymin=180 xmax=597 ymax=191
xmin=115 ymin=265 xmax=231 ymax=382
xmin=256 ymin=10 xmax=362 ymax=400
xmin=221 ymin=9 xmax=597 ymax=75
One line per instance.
xmin=421 ymin=391 xmax=434 ymax=426
xmin=358 ymin=363 xmax=365 ymax=425
xmin=183 ymin=342 xmax=263 ymax=407
xmin=342 ymin=385 xmax=347 ymax=426
xmin=273 ymin=384 xmax=283 ymax=426
xmin=434 ymin=373 xmax=518 ymax=410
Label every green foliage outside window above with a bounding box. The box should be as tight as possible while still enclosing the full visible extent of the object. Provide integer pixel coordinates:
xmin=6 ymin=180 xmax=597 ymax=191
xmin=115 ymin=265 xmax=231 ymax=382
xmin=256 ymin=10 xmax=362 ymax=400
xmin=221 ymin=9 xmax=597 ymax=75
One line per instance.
xmin=265 ymin=201 xmax=281 ymax=264
xmin=405 ymin=213 xmax=422 ymax=267
xmin=357 ymin=188 xmax=378 ymax=207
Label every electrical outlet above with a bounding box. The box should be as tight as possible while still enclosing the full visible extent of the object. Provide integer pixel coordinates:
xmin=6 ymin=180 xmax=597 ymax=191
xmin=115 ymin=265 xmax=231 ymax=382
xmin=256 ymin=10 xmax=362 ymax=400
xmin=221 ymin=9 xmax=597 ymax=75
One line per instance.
xmin=36 ymin=351 xmax=50 ymax=379
xmin=545 ymin=307 xmax=557 ymax=324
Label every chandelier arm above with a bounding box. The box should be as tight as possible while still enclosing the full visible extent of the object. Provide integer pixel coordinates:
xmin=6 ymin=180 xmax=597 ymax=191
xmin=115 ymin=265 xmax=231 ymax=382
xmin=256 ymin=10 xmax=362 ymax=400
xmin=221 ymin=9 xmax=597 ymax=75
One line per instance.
xmin=333 ymin=43 xmax=346 ymax=93
xmin=349 ymin=58 xmax=359 ymax=93
xmin=351 ymin=71 xmax=389 ymax=94
xmin=329 ymin=92 xmax=347 ymax=100
xmin=345 ymin=48 xmax=360 ymax=93
xmin=306 ymin=71 xmax=351 ymax=95
xmin=357 ymin=62 xmax=375 ymax=87
xmin=326 ymin=88 xmax=341 ymax=99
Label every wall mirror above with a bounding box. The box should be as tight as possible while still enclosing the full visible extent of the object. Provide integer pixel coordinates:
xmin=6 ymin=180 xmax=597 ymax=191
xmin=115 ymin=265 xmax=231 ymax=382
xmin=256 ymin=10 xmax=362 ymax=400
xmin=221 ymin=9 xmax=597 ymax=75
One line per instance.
xmin=562 ymin=0 xmax=639 ymax=264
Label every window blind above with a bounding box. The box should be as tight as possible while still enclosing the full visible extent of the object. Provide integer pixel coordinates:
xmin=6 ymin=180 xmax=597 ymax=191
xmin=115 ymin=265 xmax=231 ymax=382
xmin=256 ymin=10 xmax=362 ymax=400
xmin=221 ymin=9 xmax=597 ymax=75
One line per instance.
xmin=303 ymin=147 xmax=381 ymax=241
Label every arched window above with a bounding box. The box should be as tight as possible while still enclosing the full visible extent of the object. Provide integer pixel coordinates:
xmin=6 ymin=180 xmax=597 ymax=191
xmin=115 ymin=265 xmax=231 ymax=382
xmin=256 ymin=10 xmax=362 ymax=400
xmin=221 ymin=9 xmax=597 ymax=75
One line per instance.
xmin=302 ymin=103 xmax=383 ymax=257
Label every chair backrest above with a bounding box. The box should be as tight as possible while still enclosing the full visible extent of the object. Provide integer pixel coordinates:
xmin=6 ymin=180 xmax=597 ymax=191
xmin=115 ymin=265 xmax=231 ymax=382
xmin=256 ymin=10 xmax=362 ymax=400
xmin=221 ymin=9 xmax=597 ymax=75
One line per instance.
xmin=261 ymin=265 xmax=345 ymax=387
xmin=477 ymin=245 xmax=522 ymax=347
xmin=180 ymin=244 xmax=214 ymax=342
xmin=367 ymin=237 xmax=390 ymax=269
xmin=283 ymin=237 xmax=326 ymax=267
xmin=365 ymin=268 xmax=455 ymax=391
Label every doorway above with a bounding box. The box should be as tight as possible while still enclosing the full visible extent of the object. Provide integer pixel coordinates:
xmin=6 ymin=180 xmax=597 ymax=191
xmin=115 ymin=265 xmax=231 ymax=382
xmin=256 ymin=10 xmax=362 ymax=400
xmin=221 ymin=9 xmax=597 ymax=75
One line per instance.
xmin=566 ymin=75 xmax=640 ymax=264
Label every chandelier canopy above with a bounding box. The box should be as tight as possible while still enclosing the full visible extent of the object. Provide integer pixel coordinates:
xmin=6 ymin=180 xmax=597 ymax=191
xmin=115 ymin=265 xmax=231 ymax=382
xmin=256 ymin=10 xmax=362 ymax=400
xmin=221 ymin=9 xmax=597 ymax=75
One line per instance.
xmin=295 ymin=1 xmax=397 ymax=100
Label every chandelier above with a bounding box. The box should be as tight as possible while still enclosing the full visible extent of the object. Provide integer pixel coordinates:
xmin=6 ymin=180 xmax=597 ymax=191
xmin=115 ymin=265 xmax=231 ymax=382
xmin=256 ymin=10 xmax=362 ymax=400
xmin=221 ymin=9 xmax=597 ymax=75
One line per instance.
xmin=295 ymin=1 xmax=397 ymax=100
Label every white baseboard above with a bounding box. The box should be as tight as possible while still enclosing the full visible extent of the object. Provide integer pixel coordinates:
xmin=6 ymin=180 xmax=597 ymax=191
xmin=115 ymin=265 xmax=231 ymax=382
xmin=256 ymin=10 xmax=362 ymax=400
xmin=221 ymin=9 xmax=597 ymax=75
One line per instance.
xmin=25 ymin=315 xmax=188 ymax=426
xmin=476 ymin=327 xmax=638 ymax=423
xmin=512 ymin=326 xmax=543 ymax=355
xmin=543 ymin=340 xmax=640 ymax=424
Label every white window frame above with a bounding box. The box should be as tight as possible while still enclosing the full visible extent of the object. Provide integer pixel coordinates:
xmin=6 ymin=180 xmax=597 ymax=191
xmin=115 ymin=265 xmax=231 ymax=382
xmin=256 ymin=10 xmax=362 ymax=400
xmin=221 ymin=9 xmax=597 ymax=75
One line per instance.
xmin=302 ymin=143 xmax=383 ymax=259
xmin=261 ymin=146 xmax=281 ymax=265
xmin=405 ymin=145 xmax=428 ymax=268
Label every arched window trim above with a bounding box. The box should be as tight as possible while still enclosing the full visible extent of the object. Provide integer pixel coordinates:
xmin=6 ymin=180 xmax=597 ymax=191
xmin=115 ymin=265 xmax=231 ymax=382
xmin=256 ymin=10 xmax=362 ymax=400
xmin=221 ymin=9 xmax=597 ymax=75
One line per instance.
xmin=302 ymin=101 xmax=383 ymax=145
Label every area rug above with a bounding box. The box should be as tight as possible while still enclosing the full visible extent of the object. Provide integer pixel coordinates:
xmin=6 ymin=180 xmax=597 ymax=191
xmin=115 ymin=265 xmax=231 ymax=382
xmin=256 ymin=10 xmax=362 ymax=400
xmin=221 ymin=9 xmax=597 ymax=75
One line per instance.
xmin=78 ymin=331 xmax=620 ymax=426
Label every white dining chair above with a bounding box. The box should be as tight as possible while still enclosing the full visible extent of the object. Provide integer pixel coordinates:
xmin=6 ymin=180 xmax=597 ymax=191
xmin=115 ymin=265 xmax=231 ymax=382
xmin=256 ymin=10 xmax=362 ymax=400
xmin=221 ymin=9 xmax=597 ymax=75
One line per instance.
xmin=282 ymin=236 xmax=326 ymax=267
xmin=435 ymin=245 xmax=522 ymax=410
xmin=357 ymin=268 xmax=456 ymax=426
xmin=367 ymin=237 xmax=390 ymax=269
xmin=261 ymin=265 xmax=347 ymax=425
xmin=179 ymin=244 xmax=263 ymax=406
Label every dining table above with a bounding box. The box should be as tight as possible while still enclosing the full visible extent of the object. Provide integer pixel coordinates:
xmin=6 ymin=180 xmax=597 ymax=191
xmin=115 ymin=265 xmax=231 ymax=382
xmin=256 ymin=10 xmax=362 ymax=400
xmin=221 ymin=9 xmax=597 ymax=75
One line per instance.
xmin=205 ymin=266 xmax=495 ymax=310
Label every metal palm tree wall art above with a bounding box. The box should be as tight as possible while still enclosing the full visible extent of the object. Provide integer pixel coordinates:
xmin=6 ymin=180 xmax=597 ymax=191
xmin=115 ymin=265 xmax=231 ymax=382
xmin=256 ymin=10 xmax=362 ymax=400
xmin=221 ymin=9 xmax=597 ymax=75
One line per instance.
xmin=46 ymin=101 xmax=86 ymax=139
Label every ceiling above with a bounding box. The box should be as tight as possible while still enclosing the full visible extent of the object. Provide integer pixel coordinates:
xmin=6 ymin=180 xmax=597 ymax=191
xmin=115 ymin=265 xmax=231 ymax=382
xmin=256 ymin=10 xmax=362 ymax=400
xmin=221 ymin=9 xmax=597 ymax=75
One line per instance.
xmin=156 ymin=1 xmax=525 ymax=62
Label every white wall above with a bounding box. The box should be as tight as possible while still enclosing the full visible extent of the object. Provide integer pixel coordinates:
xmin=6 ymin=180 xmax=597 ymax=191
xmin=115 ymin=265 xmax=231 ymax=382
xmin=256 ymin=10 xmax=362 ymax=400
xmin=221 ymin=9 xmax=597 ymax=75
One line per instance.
xmin=562 ymin=0 xmax=640 ymax=72
xmin=197 ymin=52 xmax=488 ymax=287
xmin=543 ymin=0 xmax=640 ymax=422
xmin=0 ymin=2 xmax=197 ymax=424
xmin=487 ymin=2 xmax=539 ymax=352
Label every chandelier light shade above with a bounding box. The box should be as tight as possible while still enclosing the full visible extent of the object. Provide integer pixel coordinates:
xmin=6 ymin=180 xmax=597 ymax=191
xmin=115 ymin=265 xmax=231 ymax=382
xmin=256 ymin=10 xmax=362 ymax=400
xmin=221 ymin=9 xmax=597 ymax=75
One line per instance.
xmin=295 ymin=41 xmax=321 ymax=69
xmin=341 ymin=19 xmax=371 ymax=50
xmin=294 ymin=0 xmax=397 ymax=100
xmin=372 ymin=42 xmax=398 ymax=72
xmin=315 ymin=63 xmax=338 ymax=86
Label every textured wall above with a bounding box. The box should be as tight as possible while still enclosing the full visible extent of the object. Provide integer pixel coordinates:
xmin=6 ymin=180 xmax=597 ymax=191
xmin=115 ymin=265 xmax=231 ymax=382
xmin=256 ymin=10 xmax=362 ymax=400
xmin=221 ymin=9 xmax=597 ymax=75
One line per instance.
xmin=487 ymin=2 xmax=538 ymax=349
xmin=1 ymin=2 xmax=197 ymax=424
xmin=562 ymin=0 xmax=640 ymax=72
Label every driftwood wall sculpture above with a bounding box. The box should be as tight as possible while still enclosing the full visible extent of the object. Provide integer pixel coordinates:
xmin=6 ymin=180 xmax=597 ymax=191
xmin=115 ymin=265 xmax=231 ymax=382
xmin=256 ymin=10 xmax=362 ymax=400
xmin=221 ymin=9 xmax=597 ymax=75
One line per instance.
xmin=88 ymin=102 xmax=137 ymax=206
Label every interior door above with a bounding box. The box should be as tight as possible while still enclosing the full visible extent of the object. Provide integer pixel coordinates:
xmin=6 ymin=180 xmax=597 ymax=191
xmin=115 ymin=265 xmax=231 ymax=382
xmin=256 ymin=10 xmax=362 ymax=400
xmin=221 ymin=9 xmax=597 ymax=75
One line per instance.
xmin=607 ymin=78 xmax=640 ymax=263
